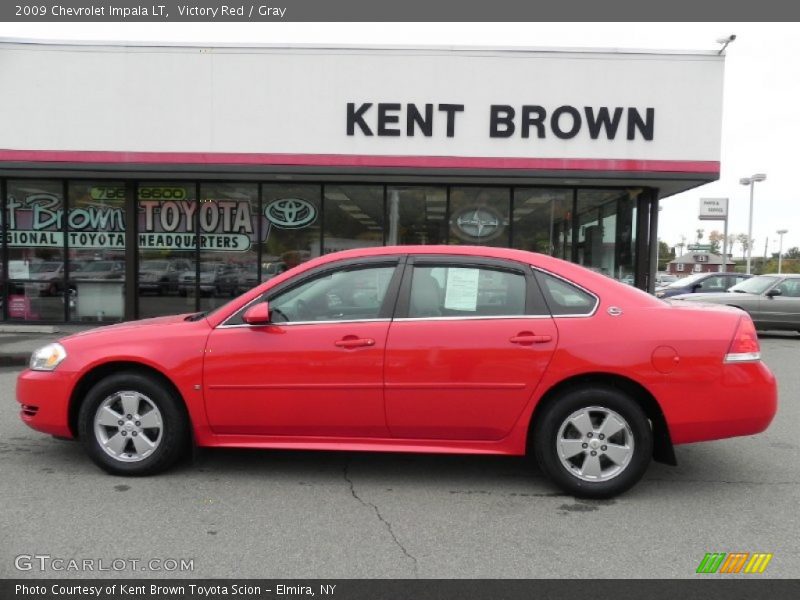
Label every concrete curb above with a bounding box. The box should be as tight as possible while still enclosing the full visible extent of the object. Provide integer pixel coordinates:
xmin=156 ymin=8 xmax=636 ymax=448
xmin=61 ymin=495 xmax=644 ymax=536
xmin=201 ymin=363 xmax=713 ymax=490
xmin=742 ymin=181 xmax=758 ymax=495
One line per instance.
xmin=0 ymin=354 xmax=28 ymax=367
xmin=0 ymin=325 xmax=59 ymax=334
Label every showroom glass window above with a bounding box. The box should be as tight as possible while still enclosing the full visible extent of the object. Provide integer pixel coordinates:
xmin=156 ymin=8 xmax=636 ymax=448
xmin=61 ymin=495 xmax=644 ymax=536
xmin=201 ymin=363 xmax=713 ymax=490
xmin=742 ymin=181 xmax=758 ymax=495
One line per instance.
xmin=614 ymin=190 xmax=638 ymax=282
xmin=385 ymin=186 xmax=447 ymax=245
xmin=67 ymin=181 xmax=127 ymax=322
xmin=323 ymin=185 xmax=383 ymax=253
xmin=197 ymin=183 xmax=259 ymax=313
xmin=261 ymin=184 xmax=321 ymax=273
xmin=448 ymin=187 xmax=510 ymax=247
xmin=137 ymin=182 xmax=198 ymax=319
xmin=512 ymin=188 xmax=573 ymax=257
xmin=573 ymin=189 xmax=637 ymax=281
xmin=5 ymin=180 xmax=65 ymax=321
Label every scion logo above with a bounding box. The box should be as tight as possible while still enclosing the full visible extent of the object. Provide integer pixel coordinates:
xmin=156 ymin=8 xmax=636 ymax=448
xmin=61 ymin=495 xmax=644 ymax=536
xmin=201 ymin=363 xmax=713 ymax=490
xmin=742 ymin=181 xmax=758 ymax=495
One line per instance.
xmin=696 ymin=552 xmax=773 ymax=574
xmin=265 ymin=198 xmax=317 ymax=229
xmin=451 ymin=206 xmax=505 ymax=242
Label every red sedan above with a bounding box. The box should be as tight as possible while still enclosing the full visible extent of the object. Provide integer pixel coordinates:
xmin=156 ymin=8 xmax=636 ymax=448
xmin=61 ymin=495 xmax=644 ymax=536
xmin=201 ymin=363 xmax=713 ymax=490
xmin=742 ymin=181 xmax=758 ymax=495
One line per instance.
xmin=17 ymin=246 xmax=777 ymax=498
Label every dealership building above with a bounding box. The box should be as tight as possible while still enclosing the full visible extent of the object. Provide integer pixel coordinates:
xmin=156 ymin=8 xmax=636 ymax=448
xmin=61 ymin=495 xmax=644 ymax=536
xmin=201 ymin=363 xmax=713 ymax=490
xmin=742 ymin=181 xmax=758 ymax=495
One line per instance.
xmin=0 ymin=40 xmax=724 ymax=323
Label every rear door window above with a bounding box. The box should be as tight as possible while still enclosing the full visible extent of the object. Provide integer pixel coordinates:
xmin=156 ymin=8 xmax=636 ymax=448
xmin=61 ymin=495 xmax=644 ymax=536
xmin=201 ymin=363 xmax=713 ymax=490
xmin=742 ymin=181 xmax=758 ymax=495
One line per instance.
xmin=408 ymin=266 xmax=526 ymax=318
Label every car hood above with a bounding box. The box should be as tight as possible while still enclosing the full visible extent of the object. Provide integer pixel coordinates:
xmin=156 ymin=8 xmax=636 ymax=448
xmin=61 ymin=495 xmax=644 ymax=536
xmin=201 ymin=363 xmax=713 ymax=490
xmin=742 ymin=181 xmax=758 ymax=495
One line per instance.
xmin=668 ymin=292 xmax=758 ymax=302
xmin=64 ymin=313 xmax=198 ymax=342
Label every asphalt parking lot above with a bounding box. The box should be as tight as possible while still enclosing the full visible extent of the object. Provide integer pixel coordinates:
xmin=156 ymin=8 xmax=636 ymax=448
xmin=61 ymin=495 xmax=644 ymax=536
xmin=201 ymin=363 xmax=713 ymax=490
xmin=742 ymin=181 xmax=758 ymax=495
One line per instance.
xmin=0 ymin=334 xmax=798 ymax=579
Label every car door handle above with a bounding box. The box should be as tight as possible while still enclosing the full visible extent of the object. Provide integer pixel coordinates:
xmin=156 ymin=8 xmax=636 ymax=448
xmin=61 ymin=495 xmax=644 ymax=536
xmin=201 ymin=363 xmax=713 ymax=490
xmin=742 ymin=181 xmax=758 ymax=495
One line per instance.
xmin=334 ymin=336 xmax=376 ymax=349
xmin=510 ymin=332 xmax=553 ymax=345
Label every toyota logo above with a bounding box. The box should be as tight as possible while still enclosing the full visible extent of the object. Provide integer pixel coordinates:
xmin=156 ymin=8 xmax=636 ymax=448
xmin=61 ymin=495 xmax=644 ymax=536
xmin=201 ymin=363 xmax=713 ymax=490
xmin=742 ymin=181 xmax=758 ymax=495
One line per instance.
xmin=265 ymin=198 xmax=318 ymax=229
xmin=452 ymin=206 xmax=505 ymax=242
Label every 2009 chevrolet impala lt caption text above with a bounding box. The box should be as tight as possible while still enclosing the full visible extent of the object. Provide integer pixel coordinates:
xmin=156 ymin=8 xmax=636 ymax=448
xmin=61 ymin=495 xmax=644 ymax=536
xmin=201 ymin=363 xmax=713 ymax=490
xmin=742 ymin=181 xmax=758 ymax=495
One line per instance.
xmin=16 ymin=246 xmax=777 ymax=498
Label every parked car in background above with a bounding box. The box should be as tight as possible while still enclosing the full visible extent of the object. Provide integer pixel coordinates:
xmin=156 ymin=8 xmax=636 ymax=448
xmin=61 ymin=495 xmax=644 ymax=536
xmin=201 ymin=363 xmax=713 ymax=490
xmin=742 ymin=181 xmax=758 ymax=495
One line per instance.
xmin=17 ymin=246 xmax=777 ymax=498
xmin=178 ymin=262 xmax=239 ymax=297
xmin=72 ymin=260 xmax=125 ymax=281
xmin=27 ymin=261 xmax=80 ymax=296
xmin=235 ymin=261 xmax=288 ymax=295
xmin=670 ymin=274 xmax=800 ymax=332
xmin=655 ymin=272 xmax=751 ymax=299
xmin=655 ymin=272 xmax=678 ymax=287
xmin=139 ymin=259 xmax=192 ymax=295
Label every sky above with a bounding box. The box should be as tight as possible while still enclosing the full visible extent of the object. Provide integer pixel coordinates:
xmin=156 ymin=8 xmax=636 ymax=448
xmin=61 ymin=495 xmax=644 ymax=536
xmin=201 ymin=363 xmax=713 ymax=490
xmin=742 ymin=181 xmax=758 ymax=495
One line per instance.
xmin=1 ymin=21 xmax=798 ymax=256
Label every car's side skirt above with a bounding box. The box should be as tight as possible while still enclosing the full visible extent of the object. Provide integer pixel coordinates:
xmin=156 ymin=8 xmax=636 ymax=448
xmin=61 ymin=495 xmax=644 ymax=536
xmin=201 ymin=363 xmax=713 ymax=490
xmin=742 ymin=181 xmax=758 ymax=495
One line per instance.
xmin=200 ymin=434 xmax=525 ymax=456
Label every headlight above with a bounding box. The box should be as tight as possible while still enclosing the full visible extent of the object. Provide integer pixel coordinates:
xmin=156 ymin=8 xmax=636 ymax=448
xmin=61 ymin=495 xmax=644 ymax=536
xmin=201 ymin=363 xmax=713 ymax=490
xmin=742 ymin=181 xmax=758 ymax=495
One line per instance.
xmin=655 ymin=291 xmax=666 ymax=298
xmin=29 ymin=343 xmax=67 ymax=371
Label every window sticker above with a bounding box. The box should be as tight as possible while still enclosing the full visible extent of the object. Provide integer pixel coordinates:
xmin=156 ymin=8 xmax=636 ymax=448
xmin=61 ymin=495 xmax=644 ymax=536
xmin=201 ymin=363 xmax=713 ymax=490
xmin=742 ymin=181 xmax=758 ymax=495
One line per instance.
xmin=444 ymin=268 xmax=480 ymax=311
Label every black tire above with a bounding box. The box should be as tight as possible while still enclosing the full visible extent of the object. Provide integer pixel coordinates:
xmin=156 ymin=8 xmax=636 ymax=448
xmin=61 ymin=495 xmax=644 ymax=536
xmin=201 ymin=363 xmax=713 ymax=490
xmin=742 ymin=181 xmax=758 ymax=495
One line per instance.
xmin=532 ymin=385 xmax=652 ymax=498
xmin=77 ymin=371 xmax=189 ymax=476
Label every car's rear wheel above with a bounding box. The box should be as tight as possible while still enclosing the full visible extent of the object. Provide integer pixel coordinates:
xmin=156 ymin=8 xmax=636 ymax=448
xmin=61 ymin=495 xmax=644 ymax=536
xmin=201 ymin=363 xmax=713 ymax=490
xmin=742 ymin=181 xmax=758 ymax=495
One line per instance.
xmin=77 ymin=372 xmax=189 ymax=476
xmin=532 ymin=386 xmax=652 ymax=498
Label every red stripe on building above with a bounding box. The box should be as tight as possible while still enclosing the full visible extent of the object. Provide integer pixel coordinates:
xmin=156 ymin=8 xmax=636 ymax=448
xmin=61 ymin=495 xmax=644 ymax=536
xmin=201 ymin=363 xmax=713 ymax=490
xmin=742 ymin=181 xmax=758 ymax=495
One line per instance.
xmin=0 ymin=149 xmax=719 ymax=174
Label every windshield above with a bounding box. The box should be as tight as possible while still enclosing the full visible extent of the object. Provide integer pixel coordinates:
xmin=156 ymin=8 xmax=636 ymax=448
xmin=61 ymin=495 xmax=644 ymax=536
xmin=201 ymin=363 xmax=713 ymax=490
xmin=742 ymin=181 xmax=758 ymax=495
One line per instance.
xmin=666 ymin=273 xmax=706 ymax=288
xmin=200 ymin=263 xmax=223 ymax=272
xmin=729 ymin=276 xmax=779 ymax=295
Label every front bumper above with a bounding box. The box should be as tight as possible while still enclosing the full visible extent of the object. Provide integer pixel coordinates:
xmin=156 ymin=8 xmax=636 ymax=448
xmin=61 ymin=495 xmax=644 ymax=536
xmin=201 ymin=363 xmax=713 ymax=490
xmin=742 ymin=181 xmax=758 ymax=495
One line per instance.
xmin=16 ymin=369 xmax=76 ymax=438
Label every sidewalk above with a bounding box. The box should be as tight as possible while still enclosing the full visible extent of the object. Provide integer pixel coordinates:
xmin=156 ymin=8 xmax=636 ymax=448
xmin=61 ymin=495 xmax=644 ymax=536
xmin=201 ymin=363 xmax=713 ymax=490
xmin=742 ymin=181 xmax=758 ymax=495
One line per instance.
xmin=0 ymin=324 xmax=102 ymax=367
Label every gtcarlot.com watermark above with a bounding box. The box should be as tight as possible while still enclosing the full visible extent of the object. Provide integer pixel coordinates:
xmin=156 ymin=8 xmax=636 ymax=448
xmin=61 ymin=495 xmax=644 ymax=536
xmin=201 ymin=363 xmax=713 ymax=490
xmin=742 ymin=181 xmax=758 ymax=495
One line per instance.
xmin=14 ymin=554 xmax=194 ymax=572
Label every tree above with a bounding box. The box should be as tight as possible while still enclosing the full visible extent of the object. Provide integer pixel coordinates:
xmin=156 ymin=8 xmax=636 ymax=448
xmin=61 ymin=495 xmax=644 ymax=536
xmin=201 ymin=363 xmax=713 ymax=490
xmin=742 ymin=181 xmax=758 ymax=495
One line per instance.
xmin=657 ymin=240 xmax=674 ymax=271
xmin=786 ymin=246 xmax=800 ymax=259
xmin=696 ymin=228 xmax=704 ymax=243
xmin=707 ymin=230 xmax=723 ymax=255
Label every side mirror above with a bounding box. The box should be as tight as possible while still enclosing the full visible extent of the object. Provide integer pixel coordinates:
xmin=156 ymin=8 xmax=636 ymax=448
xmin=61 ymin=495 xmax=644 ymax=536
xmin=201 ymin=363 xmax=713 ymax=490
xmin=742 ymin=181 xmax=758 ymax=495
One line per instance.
xmin=692 ymin=283 xmax=703 ymax=291
xmin=243 ymin=302 xmax=272 ymax=325
xmin=766 ymin=288 xmax=782 ymax=298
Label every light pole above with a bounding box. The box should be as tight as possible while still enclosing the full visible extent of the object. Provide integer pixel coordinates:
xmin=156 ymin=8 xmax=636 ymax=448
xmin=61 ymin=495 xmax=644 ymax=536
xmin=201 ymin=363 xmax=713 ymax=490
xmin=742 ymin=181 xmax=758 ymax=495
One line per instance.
xmin=777 ymin=229 xmax=788 ymax=274
xmin=739 ymin=173 xmax=767 ymax=274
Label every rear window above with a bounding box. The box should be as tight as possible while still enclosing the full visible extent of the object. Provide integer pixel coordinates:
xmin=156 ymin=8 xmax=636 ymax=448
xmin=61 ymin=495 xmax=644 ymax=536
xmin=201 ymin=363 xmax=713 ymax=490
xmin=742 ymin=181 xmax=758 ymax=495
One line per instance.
xmin=536 ymin=271 xmax=598 ymax=316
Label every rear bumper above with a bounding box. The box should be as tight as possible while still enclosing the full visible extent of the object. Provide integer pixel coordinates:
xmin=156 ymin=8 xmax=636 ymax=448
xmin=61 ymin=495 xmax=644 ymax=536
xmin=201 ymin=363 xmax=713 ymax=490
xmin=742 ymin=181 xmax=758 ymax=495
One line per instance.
xmin=666 ymin=360 xmax=778 ymax=444
xmin=16 ymin=369 xmax=76 ymax=439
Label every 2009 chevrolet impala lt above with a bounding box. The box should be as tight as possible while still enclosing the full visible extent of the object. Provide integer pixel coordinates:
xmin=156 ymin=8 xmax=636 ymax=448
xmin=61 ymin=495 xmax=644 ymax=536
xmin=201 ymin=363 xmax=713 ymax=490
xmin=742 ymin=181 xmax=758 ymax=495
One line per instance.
xmin=17 ymin=247 xmax=777 ymax=497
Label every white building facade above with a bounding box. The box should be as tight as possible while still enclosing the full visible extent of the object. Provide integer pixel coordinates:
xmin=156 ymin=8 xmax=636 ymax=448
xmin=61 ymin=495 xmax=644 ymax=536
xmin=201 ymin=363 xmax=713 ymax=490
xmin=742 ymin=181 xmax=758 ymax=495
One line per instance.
xmin=0 ymin=41 xmax=725 ymax=322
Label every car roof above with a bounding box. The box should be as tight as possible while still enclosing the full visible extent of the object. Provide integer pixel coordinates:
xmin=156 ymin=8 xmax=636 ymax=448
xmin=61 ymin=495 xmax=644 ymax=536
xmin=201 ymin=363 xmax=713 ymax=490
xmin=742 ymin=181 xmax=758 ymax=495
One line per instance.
xmin=205 ymin=244 xmax=665 ymax=327
xmin=299 ymin=245 xmax=580 ymax=275
xmin=282 ymin=245 xmax=642 ymax=297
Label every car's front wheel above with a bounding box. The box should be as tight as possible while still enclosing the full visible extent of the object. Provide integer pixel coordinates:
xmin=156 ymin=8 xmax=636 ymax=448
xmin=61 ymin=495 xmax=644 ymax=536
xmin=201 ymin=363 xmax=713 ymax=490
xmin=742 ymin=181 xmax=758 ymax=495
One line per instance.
xmin=532 ymin=386 xmax=652 ymax=498
xmin=77 ymin=372 xmax=189 ymax=476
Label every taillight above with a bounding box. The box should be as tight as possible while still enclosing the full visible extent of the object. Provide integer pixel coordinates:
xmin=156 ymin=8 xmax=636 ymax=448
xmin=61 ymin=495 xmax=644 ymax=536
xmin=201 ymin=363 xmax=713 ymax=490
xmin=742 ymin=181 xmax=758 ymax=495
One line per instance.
xmin=724 ymin=316 xmax=761 ymax=363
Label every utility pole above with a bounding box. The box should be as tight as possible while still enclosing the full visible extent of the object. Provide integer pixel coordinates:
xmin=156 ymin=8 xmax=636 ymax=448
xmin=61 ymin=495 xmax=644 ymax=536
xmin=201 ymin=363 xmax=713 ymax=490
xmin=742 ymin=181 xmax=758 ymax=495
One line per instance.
xmin=777 ymin=229 xmax=788 ymax=274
